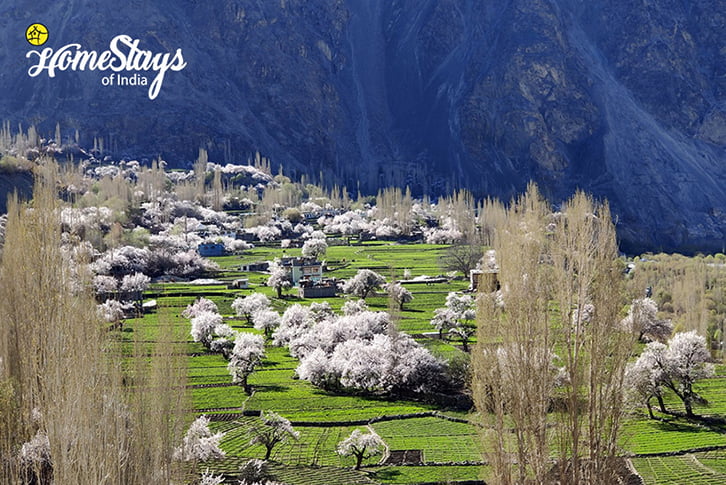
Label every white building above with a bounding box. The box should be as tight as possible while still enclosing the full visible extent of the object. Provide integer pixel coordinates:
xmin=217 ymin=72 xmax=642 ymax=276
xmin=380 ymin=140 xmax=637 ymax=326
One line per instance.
xmin=280 ymin=257 xmax=323 ymax=285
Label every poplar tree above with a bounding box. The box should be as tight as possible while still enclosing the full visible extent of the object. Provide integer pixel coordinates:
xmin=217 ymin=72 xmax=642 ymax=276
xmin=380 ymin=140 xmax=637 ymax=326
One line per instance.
xmin=0 ymin=164 xmax=186 ymax=484
xmin=473 ymin=185 xmax=634 ymax=485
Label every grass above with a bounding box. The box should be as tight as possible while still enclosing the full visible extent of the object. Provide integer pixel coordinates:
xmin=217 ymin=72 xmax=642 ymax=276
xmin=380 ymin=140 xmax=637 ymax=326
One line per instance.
xmin=372 ymin=417 xmax=482 ymax=463
xmin=631 ymin=454 xmax=726 ymax=485
xmin=372 ymin=465 xmax=487 ymax=484
xmin=118 ymin=242 xmax=726 ymax=484
xmin=622 ymin=413 xmax=726 ymax=455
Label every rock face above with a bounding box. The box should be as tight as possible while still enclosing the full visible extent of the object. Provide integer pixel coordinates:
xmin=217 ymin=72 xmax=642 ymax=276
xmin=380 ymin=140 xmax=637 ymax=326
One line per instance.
xmin=1 ymin=0 xmax=726 ymax=252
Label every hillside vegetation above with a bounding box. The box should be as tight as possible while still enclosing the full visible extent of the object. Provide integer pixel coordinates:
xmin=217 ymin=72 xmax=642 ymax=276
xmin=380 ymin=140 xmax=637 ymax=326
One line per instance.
xmin=0 ymin=146 xmax=725 ymax=484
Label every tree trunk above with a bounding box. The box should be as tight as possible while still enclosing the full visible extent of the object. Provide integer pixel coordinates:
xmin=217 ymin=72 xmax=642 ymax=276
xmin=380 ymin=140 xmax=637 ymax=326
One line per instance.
xmin=265 ymin=445 xmax=272 ymax=460
xmin=354 ymin=452 xmax=364 ymax=470
xmin=240 ymin=374 xmax=252 ymax=395
xmin=656 ymin=395 xmax=667 ymax=413
xmin=684 ymin=396 xmax=694 ymax=417
xmin=645 ymin=398 xmax=655 ymax=420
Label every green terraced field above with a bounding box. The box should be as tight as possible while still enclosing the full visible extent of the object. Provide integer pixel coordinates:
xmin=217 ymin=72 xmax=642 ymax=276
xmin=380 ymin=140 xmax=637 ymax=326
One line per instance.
xmin=632 ymin=454 xmax=726 ymax=485
xmin=121 ymin=242 xmax=726 ymax=484
xmin=372 ymin=417 xmax=482 ymax=463
xmin=372 ymin=465 xmax=487 ymax=484
xmin=623 ymin=414 xmax=726 ymax=455
xmin=213 ymin=417 xmax=379 ymax=468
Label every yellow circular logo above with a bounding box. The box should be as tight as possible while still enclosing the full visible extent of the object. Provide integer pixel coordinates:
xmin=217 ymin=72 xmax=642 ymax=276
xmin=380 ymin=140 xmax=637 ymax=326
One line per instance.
xmin=26 ymin=23 xmax=48 ymax=46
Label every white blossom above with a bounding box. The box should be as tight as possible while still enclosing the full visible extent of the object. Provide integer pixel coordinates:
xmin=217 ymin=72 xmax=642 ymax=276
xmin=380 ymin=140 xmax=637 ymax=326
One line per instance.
xmin=272 ymin=304 xmax=313 ymax=347
xmin=386 ymin=283 xmax=413 ymax=310
xmin=228 ymin=332 xmax=266 ymax=387
xmin=183 ymin=297 xmax=219 ymax=318
xmin=174 ymin=415 xmax=225 ymax=462
xmin=622 ymin=297 xmax=673 ymax=342
xmin=19 ymin=430 xmax=51 ymax=469
xmin=336 ymin=429 xmax=385 ymax=470
xmin=199 ymin=469 xmax=225 ymax=485
xmin=252 ymin=309 xmax=281 ymax=337
xmin=121 ymin=272 xmax=151 ymax=294
xmin=191 ymin=311 xmax=224 ymax=347
xmin=98 ymin=299 xmax=127 ymax=323
xmin=342 ymin=269 xmax=386 ymax=299
xmin=266 ymin=260 xmax=292 ymax=298
xmin=232 ymin=293 xmax=271 ymax=322
xmin=301 ymin=237 xmax=327 ymax=259
xmin=249 ymin=411 xmax=299 ymax=460
xmin=341 ymin=299 xmax=368 ymax=316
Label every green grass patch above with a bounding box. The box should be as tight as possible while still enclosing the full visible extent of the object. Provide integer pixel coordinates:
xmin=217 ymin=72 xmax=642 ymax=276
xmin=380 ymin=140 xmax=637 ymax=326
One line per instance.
xmin=622 ymin=413 xmax=726 ymax=454
xmin=372 ymin=417 xmax=482 ymax=463
xmin=631 ymin=455 xmax=726 ymax=485
xmin=372 ymin=464 xmax=486 ymax=484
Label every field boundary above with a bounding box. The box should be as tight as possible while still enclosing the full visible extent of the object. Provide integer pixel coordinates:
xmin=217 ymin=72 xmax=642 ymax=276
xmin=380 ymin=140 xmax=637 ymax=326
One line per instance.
xmin=632 ymin=444 xmax=726 ymax=458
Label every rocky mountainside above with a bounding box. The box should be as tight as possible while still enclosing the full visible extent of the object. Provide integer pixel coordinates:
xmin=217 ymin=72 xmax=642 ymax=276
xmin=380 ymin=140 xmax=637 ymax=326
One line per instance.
xmin=1 ymin=0 xmax=725 ymax=252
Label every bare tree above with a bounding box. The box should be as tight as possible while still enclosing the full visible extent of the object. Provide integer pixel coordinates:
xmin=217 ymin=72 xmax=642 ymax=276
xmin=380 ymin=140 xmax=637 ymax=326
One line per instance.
xmin=0 ymin=164 xmax=187 ymax=484
xmin=473 ymin=186 xmax=634 ymax=485
xmin=473 ymin=184 xmax=555 ymax=485
xmin=249 ymin=412 xmax=299 ymax=460
xmin=439 ymin=240 xmax=483 ymax=276
xmin=549 ymin=191 xmax=634 ymax=484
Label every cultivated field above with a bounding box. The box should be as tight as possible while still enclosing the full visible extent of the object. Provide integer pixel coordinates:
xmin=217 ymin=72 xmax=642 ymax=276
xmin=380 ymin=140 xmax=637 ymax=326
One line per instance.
xmin=127 ymin=242 xmax=726 ymax=484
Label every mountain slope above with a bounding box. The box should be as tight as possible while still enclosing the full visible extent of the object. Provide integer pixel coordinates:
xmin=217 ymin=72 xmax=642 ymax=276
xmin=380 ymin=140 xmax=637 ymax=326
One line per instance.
xmin=1 ymin=0 xmax=725 ymax=252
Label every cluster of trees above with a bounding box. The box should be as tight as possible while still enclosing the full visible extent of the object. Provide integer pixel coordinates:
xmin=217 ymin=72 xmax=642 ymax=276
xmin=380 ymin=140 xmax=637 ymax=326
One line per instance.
xmin=430 ymin=292 xmax=477 ymax=351
xmin=624 ymin=251 xmax=726 ymax=357
xmin=626 ymin=330 xmax=714 ymax=418
xmin=91 ymin=244 xmax=217 ymax=280
xmin=1 ymin=165 xmax=188 ymax=484
xmin=473 ymin=185 xmax=634 ymax=484
xmin=6 ymin=135 xmax=725 ymax=483
xmin=184 ymin=297 xmax=266 ymax=393
xmin=232 ymin=293 xmax=284 ymax=338
xmin=270 ymin=301 xmax=444 ymax=395
xmin=94 ymin=271 xmax=151 ymax=324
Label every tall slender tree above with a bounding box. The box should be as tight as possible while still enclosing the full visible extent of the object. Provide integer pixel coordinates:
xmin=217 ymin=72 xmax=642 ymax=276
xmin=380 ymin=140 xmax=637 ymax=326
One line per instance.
xmin=0 ymin=163 xmax=186 ymax=484
xmin=473 ymin=184 xmax=555 ymax=485
xmin=473 ymin=185 xmax=634 ymax=485
xmin=550 ymin=192 xmax=633 ymax=483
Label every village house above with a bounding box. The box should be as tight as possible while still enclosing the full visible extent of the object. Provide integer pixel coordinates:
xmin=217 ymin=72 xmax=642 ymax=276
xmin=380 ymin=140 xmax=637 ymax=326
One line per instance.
xmin=298 ymin=278 xmax=337 ymax=298
xmin=280 ymin=257 xmax=323 ymax=286
xmin=228 ymin=278 xmax=249 ymax=290
xmin=469 ymin=268 xmax=499 ymax=292
xmin=197 ymin=242 xmax=226 ymax=257
xmin=240 ymin=261 xmax=270 ymax=272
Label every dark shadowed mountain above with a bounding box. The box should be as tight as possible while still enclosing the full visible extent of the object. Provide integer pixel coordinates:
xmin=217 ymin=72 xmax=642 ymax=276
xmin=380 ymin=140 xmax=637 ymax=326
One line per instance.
xmin=1 ymin=0 xmax=725 ymax=252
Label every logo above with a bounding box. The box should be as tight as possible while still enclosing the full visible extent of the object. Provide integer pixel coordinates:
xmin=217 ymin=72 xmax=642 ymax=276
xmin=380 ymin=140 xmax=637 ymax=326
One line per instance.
xmin=26 ymin=23 xmax=48 ymax=46
xmin=25 ymin=32 xmax=187 ymax=100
